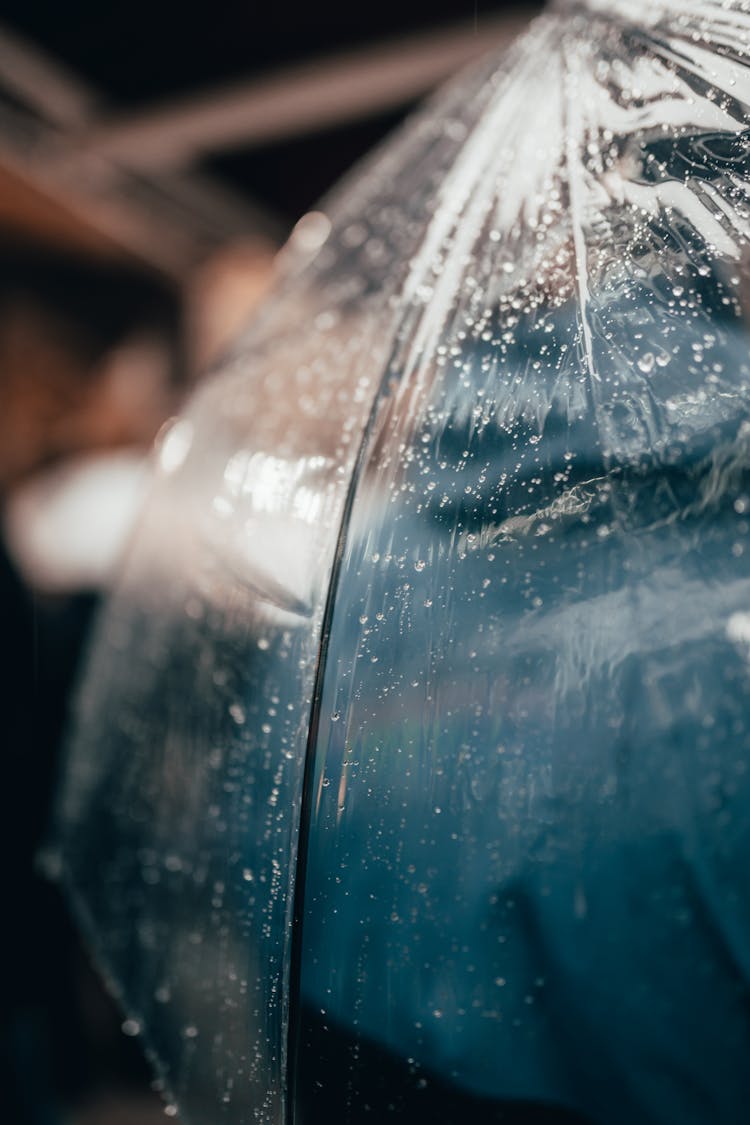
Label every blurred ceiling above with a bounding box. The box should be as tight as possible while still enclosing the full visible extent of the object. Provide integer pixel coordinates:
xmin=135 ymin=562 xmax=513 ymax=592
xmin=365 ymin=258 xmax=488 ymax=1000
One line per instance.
xmin=0 ymin=1 xmax=540 ymax=270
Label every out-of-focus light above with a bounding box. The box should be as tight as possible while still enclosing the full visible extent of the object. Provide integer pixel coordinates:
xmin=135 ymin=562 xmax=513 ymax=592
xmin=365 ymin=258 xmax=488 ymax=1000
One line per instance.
xmin=289 ymin=210 xmax=331 ymax=256
xmin=3 ymin=451 xmax=149 ymax=592
xmin=157 ymin=417 xmax=194 ymax=475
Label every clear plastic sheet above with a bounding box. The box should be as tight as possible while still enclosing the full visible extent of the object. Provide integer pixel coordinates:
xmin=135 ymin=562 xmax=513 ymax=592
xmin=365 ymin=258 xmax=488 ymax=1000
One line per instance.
xmin=57 ymin=2 xmax=750 ymax=1123
xmin=52 ymin=46 xmax=508 ymax=1125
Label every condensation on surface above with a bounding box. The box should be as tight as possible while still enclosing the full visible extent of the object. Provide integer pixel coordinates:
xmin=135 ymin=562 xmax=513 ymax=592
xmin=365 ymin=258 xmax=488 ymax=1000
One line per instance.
xmin=296 ymin=3 xmax=750 ymax=1124
xmin=52 ymin=47 xmax=512 ymax=1125
xmin=54 ymin=1 xmax=750 ymax=1122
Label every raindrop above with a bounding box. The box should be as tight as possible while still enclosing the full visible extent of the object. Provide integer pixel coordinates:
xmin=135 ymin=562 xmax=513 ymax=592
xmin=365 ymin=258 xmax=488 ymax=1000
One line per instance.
xmin=229 ymin=702 xmax=246 ymax=725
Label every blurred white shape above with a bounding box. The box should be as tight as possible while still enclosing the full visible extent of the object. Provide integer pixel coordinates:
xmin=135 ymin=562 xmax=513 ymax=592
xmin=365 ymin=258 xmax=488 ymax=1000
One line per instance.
xmin=4 ymin=450 xmax=149 ymax=592
xmin=157 ymin=417 xmax=194 ymax=475
xmin=727 ymin=610 xmax=750 ymax=655
xmin=206 ymin=449 xmax=333 ymax=619
xmin=289 ymin=210 xmax=331 ymax=256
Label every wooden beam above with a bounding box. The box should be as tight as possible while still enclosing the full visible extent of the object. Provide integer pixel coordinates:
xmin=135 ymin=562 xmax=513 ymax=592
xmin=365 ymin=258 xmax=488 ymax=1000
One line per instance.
xmin=0 ymin=22 xmax=284 ymax=274
xmin=0 ymin=20 xmax=94 ymax=127
xmin=64 ymin=12 xmax=533 ymax=172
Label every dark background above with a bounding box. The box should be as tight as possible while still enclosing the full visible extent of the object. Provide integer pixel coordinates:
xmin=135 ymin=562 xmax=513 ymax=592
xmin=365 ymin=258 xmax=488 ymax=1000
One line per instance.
xmin=2 ymin=0 xmax=511 ymax=221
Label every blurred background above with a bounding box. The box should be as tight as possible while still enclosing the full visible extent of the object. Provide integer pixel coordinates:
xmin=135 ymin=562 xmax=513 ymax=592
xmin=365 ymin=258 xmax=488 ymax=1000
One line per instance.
xmin=0 ymin=3 xmax=539 ymax=1122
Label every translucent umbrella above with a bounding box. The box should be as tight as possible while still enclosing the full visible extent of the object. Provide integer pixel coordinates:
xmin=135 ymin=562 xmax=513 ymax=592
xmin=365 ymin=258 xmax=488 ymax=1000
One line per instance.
xmin=54 ymin=2 xmax=750 ymax=1122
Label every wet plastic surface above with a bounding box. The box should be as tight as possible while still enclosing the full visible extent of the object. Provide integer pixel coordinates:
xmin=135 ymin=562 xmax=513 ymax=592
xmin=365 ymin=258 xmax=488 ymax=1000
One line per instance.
xmin=57 ymin=2 xmax=750 ymax=1123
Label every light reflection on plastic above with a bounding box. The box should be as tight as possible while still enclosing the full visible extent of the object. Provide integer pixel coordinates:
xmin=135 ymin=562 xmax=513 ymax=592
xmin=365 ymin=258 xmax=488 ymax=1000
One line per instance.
xmin=157 ymin=417 xmax=194 ymax=475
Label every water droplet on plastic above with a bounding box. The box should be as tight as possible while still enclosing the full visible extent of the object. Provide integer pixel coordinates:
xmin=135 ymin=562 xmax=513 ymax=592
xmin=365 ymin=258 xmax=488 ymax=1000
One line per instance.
xmin=229 ymin=702 xmax=246 ymax=725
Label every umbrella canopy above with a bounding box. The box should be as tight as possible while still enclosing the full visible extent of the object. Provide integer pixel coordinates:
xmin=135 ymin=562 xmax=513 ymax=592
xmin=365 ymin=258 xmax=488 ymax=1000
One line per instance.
xmin=56 ymin=2 xmax=750 ymax=1122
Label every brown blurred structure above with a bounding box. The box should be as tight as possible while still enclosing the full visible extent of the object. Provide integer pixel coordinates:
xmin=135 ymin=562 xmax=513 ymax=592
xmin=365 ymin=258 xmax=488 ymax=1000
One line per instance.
xmin=0 ymin=6 xmax=537 ymax=484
